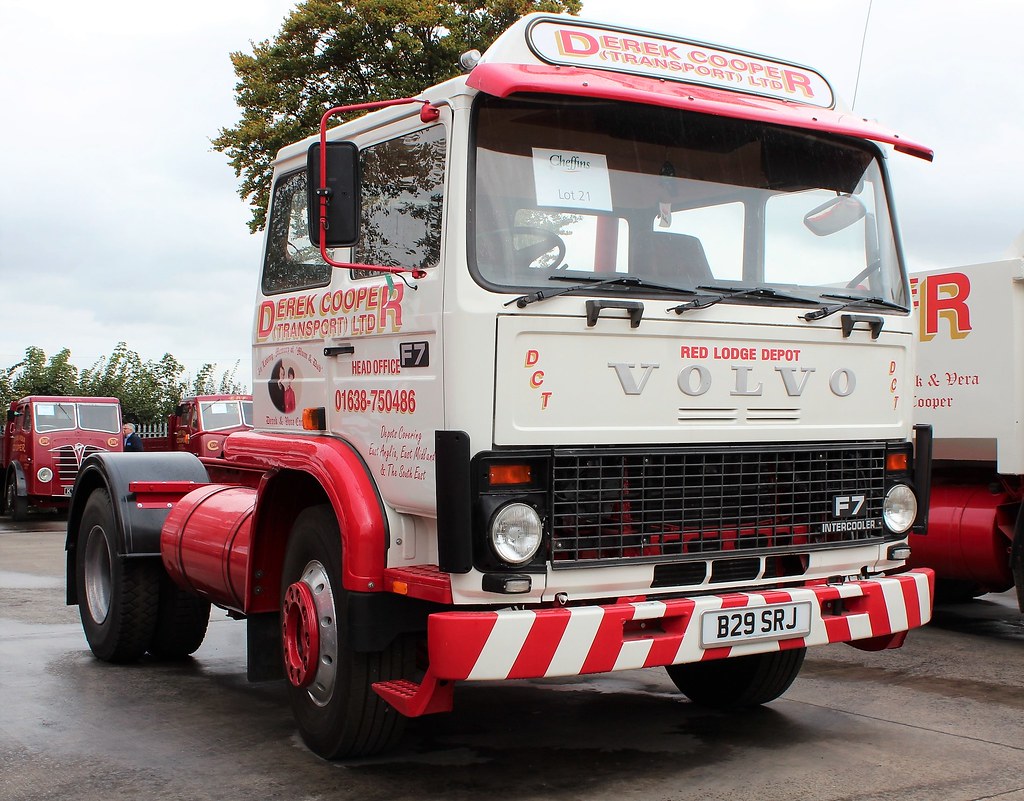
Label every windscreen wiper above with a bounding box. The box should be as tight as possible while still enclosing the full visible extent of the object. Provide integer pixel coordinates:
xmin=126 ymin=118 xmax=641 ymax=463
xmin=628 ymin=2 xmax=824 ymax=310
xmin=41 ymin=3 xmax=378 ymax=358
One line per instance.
xmin=506 ymin=273 xmax=698 ymax=308
xmin=669 ymin=285 xmax=820 ymax=314
xmin=802 ymin=293 xmax=909 ymax=321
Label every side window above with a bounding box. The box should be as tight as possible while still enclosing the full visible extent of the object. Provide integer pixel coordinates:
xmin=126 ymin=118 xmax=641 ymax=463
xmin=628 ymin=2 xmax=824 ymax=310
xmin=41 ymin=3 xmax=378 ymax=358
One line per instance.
xmin=20 ymin=406 xmax=30 ymax=433
xmin=353 ymin=126 xmax=446 ymax=280
xmin=261 ymin=170 xmax=332 ymax=295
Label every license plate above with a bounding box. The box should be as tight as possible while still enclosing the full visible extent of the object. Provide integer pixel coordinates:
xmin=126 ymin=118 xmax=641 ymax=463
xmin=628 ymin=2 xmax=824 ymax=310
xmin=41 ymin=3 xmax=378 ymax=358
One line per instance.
xmin=700 ymin=601 xmax=812 ymax=647
xmin=63 ymin=486 xmax=73 ymax=496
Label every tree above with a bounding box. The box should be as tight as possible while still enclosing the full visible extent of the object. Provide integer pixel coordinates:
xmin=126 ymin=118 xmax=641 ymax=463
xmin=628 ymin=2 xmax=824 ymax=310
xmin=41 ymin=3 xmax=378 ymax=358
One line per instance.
xmin=1 ymin=345 xmax=249 ymax=425
xmin=213 ymin=0 xmax=581 ymax=233
xmin=189 ymin=361 xmax=247 ymax=397
xmin=6 ymin=347 xmax=79 ymax=399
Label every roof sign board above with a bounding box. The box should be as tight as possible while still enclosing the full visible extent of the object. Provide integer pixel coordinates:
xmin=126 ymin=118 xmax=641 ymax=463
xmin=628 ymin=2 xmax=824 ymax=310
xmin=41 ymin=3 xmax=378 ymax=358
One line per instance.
xmin=525 ymin=18 xmax=835 ymax=109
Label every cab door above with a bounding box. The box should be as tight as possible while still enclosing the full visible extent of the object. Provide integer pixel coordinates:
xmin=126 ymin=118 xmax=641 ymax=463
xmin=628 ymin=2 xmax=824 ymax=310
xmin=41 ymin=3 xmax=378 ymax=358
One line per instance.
xmin=322 ymin=120 xmax=448 ymax=516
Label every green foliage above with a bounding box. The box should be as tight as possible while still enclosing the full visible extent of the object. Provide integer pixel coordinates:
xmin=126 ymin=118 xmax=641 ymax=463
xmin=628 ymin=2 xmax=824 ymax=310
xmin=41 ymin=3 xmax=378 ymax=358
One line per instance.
xmin=213 ymin=0 xmax=581 ymax=233
xmin=0 ymin=345 xmax=249 ymax=425
xmin=7 ymin=346 xmax=79 ymax=398
xmin=189 ymin=361 xmax=246 ymax=397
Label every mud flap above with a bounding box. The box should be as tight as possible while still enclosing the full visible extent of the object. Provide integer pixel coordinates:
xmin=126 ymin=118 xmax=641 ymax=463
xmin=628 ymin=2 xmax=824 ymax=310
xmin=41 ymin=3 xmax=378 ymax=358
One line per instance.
xmin=1011 ymin=506 xmax=1024 ymax=612
xmin=247 ymin=611 xmax=283 ymax=682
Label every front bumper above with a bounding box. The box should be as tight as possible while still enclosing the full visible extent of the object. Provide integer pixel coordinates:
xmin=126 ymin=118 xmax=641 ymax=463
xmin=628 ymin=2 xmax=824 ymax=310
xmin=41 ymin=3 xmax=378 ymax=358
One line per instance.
xmin=372 ymin=569 xmax=933 ymax=717
xmin=427 ymin=569 xmax=933 ymax=681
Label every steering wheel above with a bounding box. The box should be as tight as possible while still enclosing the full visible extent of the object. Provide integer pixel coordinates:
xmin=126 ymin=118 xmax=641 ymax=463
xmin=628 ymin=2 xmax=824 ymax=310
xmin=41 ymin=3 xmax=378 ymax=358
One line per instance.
xmin=846 ymin=259 xmax=881 ymax=289
xmin=494 ymin=226 xmax=567 ymax=270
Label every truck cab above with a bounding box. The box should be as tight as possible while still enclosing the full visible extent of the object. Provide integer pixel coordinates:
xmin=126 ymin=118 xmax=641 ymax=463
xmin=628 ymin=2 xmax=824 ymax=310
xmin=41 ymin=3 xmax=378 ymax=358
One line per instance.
xmin=2 ymin=395 xmax=122 ymax=520
xmin=170 ymin=394 xmax=253 ymax=457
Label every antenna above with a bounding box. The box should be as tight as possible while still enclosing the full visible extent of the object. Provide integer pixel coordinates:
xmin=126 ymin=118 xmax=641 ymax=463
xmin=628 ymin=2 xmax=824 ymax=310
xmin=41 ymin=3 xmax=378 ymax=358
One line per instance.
xmin=852 ymin=0 xmax=873 ymax=110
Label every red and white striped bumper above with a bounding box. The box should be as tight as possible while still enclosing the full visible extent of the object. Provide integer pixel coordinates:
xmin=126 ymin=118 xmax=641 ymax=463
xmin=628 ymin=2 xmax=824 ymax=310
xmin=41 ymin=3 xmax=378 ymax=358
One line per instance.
xmin=426 ymin=570 xmax=934 ymax=682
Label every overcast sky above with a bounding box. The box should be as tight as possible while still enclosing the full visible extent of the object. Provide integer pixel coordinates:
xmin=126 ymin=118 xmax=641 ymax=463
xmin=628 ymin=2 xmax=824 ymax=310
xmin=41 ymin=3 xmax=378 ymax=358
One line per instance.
xmin=1 ymin=0 xmax=1021 ymax=390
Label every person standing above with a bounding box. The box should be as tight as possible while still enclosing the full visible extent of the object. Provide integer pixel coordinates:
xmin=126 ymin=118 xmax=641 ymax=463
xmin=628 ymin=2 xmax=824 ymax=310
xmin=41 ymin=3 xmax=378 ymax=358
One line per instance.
xmin=123 ymin=422 xmax=144 ymax=452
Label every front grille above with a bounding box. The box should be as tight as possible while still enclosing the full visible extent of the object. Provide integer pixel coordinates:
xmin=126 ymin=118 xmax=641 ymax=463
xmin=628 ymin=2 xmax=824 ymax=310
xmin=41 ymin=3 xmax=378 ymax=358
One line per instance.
xmin=51 ymin=445 xmax=106 ymax=485
xmin=550 ymin=443 xmax=887 ymax=566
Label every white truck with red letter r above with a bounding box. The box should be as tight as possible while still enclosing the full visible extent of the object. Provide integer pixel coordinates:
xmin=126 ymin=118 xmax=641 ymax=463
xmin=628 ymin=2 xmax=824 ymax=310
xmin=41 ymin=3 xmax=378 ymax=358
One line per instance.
xmin=66 ymin=14 xmax=935 ymax=759
xmin=909 ymin=254 xmax=1024 ymax=606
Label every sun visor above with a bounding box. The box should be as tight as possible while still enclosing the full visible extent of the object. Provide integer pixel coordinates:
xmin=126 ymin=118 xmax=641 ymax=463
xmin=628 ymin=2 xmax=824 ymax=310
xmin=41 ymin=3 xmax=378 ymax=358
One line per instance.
xmin=466 ymin=62 xmax=932 ymax=162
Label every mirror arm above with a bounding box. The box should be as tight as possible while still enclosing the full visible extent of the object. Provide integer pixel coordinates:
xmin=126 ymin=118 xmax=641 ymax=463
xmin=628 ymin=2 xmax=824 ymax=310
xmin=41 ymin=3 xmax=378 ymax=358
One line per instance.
xmin=316 ymin=98 xmax=440 ymax=279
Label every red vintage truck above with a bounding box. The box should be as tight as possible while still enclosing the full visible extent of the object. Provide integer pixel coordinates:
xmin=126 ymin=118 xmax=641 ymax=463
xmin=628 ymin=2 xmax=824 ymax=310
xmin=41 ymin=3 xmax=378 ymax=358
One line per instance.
xmin=66 ymin=13 xmax=935 ymax=760
xmin=2 ymin=395 xmax=122 ymax=520
xmin=139 ymin=395 xmax=253 ymax=457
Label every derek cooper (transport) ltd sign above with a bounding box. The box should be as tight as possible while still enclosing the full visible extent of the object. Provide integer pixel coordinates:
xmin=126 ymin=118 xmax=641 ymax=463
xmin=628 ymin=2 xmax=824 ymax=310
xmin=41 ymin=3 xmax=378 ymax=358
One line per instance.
xmin=526 ymin=18 xmax=835 ymax=108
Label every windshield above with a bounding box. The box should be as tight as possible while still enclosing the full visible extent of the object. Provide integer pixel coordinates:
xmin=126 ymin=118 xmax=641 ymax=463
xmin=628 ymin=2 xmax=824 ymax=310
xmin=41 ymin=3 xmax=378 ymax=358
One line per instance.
xmin=33 ymin=402 xmax=77 ymax=433
xmin=31 ymin=402 xmax=119 ymax=434
xmin=199 ymin=401 xmax=247 ymax=432
xmin=77 ymin=403 xmax=120 ymax=433
xmin=471 ymin=95 xmax=906 ymax=308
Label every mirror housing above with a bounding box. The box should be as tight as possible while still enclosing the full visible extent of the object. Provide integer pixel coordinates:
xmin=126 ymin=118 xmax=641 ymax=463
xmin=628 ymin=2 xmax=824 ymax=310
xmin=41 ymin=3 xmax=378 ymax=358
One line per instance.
xmin=6 ymin=409 xmax=18 ymax=422
xmin=804 ymin=195 xmax=867 ymax=237
xmin=307 ymin=141 xmax=360 ymax=248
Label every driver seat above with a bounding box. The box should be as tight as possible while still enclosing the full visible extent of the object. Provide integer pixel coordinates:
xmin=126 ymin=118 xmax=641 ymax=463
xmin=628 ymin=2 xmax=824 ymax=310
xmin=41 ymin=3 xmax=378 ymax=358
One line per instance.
xmin=644 ymin=233 xmax=713 ymax=286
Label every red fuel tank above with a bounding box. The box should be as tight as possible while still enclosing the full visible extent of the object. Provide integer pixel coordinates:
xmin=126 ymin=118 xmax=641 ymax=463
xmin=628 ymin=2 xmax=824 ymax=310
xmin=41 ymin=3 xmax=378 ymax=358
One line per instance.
xmin=908 ymin=483 xmax=1015 ymax=591
xmin=160 ymin=484 xmax=256 ymax=612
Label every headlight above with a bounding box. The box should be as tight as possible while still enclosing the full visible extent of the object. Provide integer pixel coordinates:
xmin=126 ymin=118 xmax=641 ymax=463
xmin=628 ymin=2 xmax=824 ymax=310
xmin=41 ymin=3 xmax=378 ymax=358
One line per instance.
xmin=883 ymin=484 xmax=917 ymax=534
xmin=489 ymin=502 xmax=542 ymax=565
xmin=37 ymin=467 xmax=53 ymax=483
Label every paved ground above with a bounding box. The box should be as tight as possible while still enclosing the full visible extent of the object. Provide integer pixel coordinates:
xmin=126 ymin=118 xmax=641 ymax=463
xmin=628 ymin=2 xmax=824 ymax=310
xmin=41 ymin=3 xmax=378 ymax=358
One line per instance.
xmin=3 ymin=514 xmax=1024 ymax=801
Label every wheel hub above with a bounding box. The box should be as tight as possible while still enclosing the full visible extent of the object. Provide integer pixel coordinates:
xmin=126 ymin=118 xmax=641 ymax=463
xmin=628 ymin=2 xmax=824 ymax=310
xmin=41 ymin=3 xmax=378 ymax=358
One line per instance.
xmin=281 ymin=561 xmax=338 ymax=706
xmin=83 ymin=524 xmax=113 ymax=624
xmin=282 ymin=580 xmax=320 ymax=688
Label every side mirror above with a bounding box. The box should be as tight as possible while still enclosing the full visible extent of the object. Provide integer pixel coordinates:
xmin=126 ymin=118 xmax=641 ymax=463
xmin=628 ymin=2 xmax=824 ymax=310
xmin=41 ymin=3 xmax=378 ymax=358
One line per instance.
xmin=803 ymin=195 xmax=867 ymax=237
xmin=307 ymin=141 xmax=360 ymax=248
xmin=6 ymin=409 xmax=18 ymax=422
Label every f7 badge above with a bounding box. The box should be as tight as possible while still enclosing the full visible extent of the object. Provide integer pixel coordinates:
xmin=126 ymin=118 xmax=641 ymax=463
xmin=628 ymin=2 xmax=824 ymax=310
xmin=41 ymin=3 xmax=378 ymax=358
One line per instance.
xmin=833 ymin=494 xmax=866 ymax=518
xmin=399 ymin=341 xmax=429 ymax=368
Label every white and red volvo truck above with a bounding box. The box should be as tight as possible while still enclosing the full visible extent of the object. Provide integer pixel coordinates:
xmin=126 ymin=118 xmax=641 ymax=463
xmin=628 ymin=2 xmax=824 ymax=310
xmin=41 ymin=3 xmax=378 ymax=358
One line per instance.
xmin=66 ymin=14 xmax=936 ymax=759
xmin=909 ymin=257 xmax=1024 ymax=606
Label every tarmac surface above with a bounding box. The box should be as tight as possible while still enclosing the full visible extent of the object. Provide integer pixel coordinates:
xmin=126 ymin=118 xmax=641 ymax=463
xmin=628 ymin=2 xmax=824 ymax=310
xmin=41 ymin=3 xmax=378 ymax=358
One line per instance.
xmin=4 ymin=514 xmax=1024 ymax=801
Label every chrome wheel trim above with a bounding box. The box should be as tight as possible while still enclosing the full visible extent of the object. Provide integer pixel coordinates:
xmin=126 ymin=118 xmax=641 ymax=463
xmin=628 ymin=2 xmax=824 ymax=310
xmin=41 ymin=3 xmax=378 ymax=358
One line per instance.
xmin=83 ymin=524 xmax=113 ymax=625
xmin=300 ymin=560 xmax=339 ymax=708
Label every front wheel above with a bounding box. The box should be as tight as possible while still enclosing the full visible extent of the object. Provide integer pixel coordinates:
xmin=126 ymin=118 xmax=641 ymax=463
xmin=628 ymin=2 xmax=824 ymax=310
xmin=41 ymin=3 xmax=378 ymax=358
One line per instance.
xmin=76 ymin=488 xmax=160 ymax=662
xmin=665 ymin=648 xmax=806 ymax=708
xmin=281 ymin=505 xmax=414 ymax=759
xmin=5 ymin=472 xmax=27 ymax=522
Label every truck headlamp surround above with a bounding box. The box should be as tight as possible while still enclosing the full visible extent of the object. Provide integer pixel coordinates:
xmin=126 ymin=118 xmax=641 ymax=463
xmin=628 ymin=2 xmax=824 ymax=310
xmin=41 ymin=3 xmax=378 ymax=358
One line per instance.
xmin=489 ymin=502 xmax=543 ymax=565
xmin=883 ymin=484 xmax=917 ymax=534
xmin=37 ymin=467 xmax=53 ymax=483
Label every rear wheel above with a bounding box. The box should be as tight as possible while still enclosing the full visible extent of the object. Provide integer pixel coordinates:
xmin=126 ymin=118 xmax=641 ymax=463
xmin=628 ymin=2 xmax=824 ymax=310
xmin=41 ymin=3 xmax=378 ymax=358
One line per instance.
xmin=666 ymin=648 xmax=806 ymax=708
xmin=76 ymin=488 xmax=160 ymax=662
xmin=281 ymin=505 xmax=414 ymax=759
xmin=148 ymin=572 xmax=211 ymax=659
xmin=5 ymin=472 xmax=27 ymax=522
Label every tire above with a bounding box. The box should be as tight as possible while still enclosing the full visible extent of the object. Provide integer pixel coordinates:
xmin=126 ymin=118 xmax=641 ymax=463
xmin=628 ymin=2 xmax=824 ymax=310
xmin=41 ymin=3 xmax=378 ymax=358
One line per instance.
xmin=148 ymin=572 xmax=211 ymax=660
xmin=666 ymin=647 xmax=806 ymax=709
xmin=5 ymin=471 xmax=27 ymax=522
xmin=281 ymin=505 xmax=415 ymax=759
xmin=76 ymin=488 xmax=160 ymax=663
